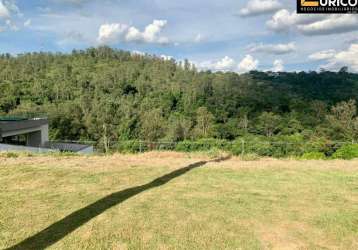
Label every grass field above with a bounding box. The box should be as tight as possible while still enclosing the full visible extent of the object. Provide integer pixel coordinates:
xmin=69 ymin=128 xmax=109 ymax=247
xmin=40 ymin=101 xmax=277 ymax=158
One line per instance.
xmin=0 ymin=152 xmax=357 ymax=250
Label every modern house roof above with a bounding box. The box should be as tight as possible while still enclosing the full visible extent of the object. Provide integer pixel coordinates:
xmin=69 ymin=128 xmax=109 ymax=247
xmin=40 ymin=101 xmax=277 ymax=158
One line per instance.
xmin=0 ymin=118 xmax=48 ymax=135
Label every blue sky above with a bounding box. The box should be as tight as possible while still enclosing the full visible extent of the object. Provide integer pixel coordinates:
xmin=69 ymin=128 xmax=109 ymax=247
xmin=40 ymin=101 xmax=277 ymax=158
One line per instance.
xmin=1 ymin=0 xmax=358 ymax=72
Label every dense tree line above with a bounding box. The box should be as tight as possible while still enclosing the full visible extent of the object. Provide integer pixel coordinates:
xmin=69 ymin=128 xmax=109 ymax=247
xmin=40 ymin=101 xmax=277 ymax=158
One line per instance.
xmin=0 ymin=47 xmax=357 ymax=150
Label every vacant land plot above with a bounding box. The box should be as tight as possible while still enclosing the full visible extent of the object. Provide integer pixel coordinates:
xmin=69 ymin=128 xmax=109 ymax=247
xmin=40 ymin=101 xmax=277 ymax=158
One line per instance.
xmin=0 ymin=152 xmax=357 ymax=250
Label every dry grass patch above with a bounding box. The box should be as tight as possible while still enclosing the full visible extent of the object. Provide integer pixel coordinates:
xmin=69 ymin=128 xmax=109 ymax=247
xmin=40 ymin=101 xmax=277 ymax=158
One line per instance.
xmin=0 ymin=152 xmax=357 ymax=249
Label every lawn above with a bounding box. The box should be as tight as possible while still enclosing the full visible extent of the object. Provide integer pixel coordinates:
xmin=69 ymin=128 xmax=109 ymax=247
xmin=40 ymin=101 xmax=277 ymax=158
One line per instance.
xmin=0 ymin=152 xmax=357 ymax=249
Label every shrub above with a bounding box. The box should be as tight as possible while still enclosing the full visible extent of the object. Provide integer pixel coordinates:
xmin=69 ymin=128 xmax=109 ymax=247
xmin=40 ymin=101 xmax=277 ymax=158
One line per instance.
xmin=270 ymin=134 xmax=306 ymax=158
xmin=117 ymin=140 xmax=145 ymax=153
xmin=302 ymin=138 xmax=334 ymax=156
xmin=301 ymin=152 xmax=326 ymax=160
xmin=175 ymin=139 xmax=230 ymax=152
xmin=332 ymin=144 xmax=358 ymax=160
xmin=117 ymin=140 xmax=176 ymax=153
xmin=156 ymin=140 xmax=176 ymax=151
xmin=205 ymin=148 xmax=225 ymax=159
xmin=21 ymin=152 xmax=34 ymax=157
xmin=47 ymin=151 xmax=79 ymax=157
xmin=175 ymin=140 xmax=192 ymax=152
xmin=240 ymin=153 xmax=260 ymax=161
xmin=230 ymin=134 xmax=329 ymax=158
xmin=58 ymin=151 xmax=79 ymax=157
xmin=0 ymin=152 xmax=19 ymax=158
xmin=230 ymin=136 xmax=272 ymax=156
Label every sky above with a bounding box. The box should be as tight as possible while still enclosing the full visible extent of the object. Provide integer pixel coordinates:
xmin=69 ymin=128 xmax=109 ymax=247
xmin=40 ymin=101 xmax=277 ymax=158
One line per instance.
xmin=0 ymin=0 xmax=358 ymax=73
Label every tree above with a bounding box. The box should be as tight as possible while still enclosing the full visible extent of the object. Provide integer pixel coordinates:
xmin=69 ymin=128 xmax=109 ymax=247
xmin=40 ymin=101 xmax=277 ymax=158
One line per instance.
xmin=326 ymin=99 xmax=358 ymax=141
xmin=238 ymin=113 xmax=249 ymax=134
xmin=310 ymin=100 xmax=327 ymax=121
xmin=281 ymin=117 xmax=303 ymax=135
xmin=167 ymin=114 xmax=192 ymax=141
xmin=339 ymin=66 xmax=348 ymax=74
xmin=257 ymin=112 xmax=281 ymax=137
xmin=0 ymin=46 xmax=357 ymax=147
xmin=140 ymin=108 xmax=166 ymax=141
xmin=193 ymin=107 xmax=214 ymax=138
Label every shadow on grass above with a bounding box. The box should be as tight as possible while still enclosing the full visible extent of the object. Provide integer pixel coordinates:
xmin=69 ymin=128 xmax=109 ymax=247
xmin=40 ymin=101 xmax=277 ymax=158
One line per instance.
xmin=6 ymin=156 xmax=230 ymax=250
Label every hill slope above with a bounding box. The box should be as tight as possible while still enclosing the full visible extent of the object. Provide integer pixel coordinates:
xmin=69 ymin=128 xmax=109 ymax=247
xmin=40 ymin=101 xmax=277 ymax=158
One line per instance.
xmin=0 ymin=47 xmax=357 ymax=147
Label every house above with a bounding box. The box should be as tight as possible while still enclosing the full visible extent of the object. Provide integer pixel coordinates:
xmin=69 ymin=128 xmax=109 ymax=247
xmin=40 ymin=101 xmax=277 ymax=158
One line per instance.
xmin=0 ymin=117 xmax=49 ymax=147
xmin=0 ymin=116 xmax=93 ymax=154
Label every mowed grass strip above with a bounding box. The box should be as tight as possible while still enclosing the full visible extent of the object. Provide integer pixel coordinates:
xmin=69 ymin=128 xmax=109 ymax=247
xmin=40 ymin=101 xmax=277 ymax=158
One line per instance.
xmin=0 ymin=153 xmax=357 ymax=249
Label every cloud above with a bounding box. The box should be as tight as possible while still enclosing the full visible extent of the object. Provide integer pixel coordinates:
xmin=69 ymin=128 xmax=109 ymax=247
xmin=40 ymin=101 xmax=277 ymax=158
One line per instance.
xmin=344 ymin=37 xmax=358 ymax=45
xmin=160 ymin=54 xmax=173 ymax=60
xmin=266 ymin=9 xmax=324 ymax=33
xmin=57 ymin=0 xmax=88 ymax=3
xmin=37 ymin=6 xmax=52 ymax=13
xmin=0 ymin=1 xmax=10 ymax=19
xmin=239 ymin=0 xmax=281 ymax=17
xmin=24 ymin=19 xmax=31 ymax=27
xmin=271 ymin=59 xmax=284 ymax=72
xmin=97 ymin=23 xmax=128 ymax=44
xmin=194 ymin=33 xmax=203 ymax=43
xmin=197 ymin=55 xmax=258 ymax=73
xmin=197 ymin=56 xmax=237 ymax=72
xmin=318 ymin=44 xmax=358 ymax=72
xmin=131 ymin=50 xmax=145 ymax=56
xmin=298 ymin=15 xmax=358 ymax=36
xmin=0 ymin=0 xmax=20 ymax=18
xmin=238 ymin=55 xmax=259 ymax=73
xmin=215 ymin=56 xmax=237 ymax=71
xmin=331 ymin=44 xmax=358 ymax=72
xmin=5 ymin=19 xmax=17 ymax=31
xmin=97 ymin=20 xmax=169 ymax=45
xmin=53 ymin=0 xmax=93 ymax=6
xmin=57 ymin=30 xmax=86 ymax=46
xmin=266 ymin=9 xmax=293 ymax=32
xmin=0 ymin=0 xmax=22 ymax=32
xmin=248 ymin=42 xmax=296 ymax=55
xmin=267 ymin=9 xmax=358 ymax=35
xmin=308 ymin=49 xmax=336 ymax=61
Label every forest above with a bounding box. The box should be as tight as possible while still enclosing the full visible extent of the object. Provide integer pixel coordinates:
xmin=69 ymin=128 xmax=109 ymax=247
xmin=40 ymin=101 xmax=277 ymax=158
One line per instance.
xmin=0 ymin=46 xmax=358 ymax=156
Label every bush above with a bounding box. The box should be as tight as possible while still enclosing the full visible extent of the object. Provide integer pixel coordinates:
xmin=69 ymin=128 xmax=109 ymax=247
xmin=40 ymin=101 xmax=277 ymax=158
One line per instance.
xmin=270 ymin=134 xmax=306 ymax=158
xmin=117 ymin=140 xmax=175 ymax=153
xmin=175 ymin=139 xmax=230 ymax=152
xmin=58 ymin=151 xmax=79 ymax=157
xmin=302 ymin=138 xmax=334 ymax=156
xmin=21 ymin=151 xmax=34 ymax=157
xmin=332 ymin=144 xmax=358 ymax=160
xmin=0 ymin=152 xmax=19 ymax=158
xmin=175 ymin=140 xmax=193 ymax=152
xmin=117 ymin=140 xmax=144 ymax=153
xmin=156 ymin=140 xmax=176 ymax=151
xmin=240 ymin=153 xmax=260 ymax=161
xmin=301 ymin=152 xmax=326 ymax=160
xmin=47 ymin=151 xmax=79 ymax=157
xmin=205 ymin=148 xmax=225 ymax=159
xmin=230 ymin=136 xmax=272 ymax=156
xmin=230 ymin=134 xmax=330 ymax=158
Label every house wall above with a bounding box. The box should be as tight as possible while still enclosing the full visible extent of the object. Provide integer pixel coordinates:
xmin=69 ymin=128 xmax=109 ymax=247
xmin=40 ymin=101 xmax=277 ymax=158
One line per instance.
xmin=0 ymin=143 xmax=94 ymax=155
xmin=0 ymin=143 xmax=58 ymax=153
xmin=27 ymin=124 xmax=49 ymax=147
xmin=2 ymin=124 xmax=49 ymax=147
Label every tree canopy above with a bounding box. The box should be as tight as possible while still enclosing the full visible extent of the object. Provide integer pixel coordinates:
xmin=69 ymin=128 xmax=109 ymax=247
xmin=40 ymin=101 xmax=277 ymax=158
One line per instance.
xmin=0 ymin=47 xmax=357 ymax=149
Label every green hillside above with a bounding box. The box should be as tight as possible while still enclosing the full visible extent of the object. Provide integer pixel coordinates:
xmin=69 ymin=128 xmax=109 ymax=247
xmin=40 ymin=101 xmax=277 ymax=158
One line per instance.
xmin=0 ymin=47 xmax=357 ymax=150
